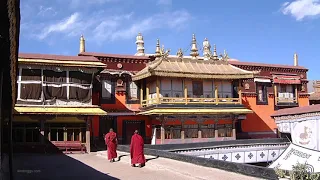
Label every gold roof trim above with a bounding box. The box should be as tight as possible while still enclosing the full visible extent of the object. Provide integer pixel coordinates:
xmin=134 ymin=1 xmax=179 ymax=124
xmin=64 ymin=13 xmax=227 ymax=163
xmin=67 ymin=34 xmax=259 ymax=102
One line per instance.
xmin=137 ymin=108 xmax=253 ymax=115
xmin=18 ymin=58 xmax=106 ymax=68
xmin=14 ymin=106 xmax=107 ymax=115
xmin=132 ymin=57 xmax=255 ymax=81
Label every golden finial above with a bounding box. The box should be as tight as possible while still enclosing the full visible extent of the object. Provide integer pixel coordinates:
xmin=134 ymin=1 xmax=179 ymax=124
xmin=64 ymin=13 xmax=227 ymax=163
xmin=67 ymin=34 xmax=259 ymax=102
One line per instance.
xmin=190 ymin=33 xmax=199 ymax=59
xmin=155 ymin=39 xmax=161 ymax=57
xmin=79 ymin=34 xmax=85 ymax=53
xmin=212 ymin=44 xmax=218 ymax=60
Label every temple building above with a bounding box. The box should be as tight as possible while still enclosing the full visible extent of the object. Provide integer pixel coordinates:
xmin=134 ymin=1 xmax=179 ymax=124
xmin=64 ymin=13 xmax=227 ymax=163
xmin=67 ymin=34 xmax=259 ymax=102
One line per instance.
xmin=14 ymin=32 xmax=310 ymax=150
xmin=79 ymin=33 xmax=309 ymax=145
xmin=309 ymin=80 xmax=320 ymax=105
xmin=10 ymin=53 xmax=107 ymax=152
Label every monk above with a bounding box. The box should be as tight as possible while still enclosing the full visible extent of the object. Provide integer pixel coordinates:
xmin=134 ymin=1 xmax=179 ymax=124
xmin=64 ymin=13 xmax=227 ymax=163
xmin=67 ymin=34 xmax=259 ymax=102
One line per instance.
xmin=105 ymin=128 xmax=117 ymax=162
xmin=130 ymin=130 xmax=146 ymax=168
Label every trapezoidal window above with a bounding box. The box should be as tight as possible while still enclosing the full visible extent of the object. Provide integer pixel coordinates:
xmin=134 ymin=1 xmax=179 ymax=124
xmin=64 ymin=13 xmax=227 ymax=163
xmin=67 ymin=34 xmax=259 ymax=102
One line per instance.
xmin=256 ymin=82 xmax=268 ymax=105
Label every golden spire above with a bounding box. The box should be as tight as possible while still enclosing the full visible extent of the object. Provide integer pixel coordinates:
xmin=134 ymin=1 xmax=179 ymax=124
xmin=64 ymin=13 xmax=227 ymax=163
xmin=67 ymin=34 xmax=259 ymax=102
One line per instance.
xmin=155 ymin=39 xmax=161 ymax=58
xmin=212 ymin=44 xmax=218 ymax=60
xmin=79 ymin=34 xmax=85 ymax=53
xmin=190 ymin=34 xmax=199 ymax=59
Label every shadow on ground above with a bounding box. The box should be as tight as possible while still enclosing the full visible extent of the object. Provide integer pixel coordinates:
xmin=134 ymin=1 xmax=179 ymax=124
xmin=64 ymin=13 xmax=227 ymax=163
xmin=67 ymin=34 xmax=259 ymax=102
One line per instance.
xmin=9 ymin=136 xmax=119 ymax=180
xmin=13 ymin=153 xmax=119 ymax=180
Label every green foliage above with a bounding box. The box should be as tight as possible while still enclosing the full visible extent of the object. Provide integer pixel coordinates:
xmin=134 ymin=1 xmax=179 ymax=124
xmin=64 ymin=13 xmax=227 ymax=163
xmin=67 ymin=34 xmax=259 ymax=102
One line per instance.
xmin=274 ymin=162 xmax=320 ymax=180
xmin=275 ymin=168 xmax=287 ymax=178
xmin=289 ymin=162 xmax=320 ymax=180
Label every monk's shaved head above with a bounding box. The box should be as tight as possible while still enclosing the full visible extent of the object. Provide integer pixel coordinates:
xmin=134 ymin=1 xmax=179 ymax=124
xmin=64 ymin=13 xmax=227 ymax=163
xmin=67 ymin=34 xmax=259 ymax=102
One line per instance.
xmin=109 ymin=128 xmax=113 ymax=132
xmin=134 ymin=130 xmax=139 ymax=134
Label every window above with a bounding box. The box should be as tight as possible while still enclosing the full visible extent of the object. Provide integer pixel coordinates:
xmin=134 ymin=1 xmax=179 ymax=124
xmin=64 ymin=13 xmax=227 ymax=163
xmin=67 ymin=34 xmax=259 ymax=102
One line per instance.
xmin=256 ymin=83 xmax=268 ymax=105
xmin=203 ymin=80 xmax=214 ymax=98
xmin=12 ymin=123 xmax=40 ymax=143
xmin=183 ymin=124 xmax=198 ymax=138
xmin=217 ymin=81 xmax=232 ymax=98
xmin=201 ymin=124 xmax=215 ymax=138
xmin=129 ymin=81 xmax=138 ymax=99
xmin=101 ymin=80 xmax=115 ymax=103
xmin=165 ymin=125 xmax=181 ymax=139
xmin=192 ymin=81 xmax=203 ymax=97
xmin=217 ymin=124 xmax=232 ymax=137
xmin=19 ymin=69 xmax=42 ymax=100
xmin=18 ymin=68 xmax=94 ymax=103
xmin=277 ymin=84 xmax=295 ymax=103
xmin=43 ymin=70 xmax=68 ymax=100
xmin=69 ymin=71 xmax=92 ymax=102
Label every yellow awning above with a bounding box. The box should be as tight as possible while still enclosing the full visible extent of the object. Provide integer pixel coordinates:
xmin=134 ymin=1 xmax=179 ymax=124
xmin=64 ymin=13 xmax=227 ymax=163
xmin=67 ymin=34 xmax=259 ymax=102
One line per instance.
xmin=14 ymin=106 xmax=107 ymax=115
xmin=137 ymin=108 xmax=253 ymax=115
xmin=13 ymin=116 xmax=86 ymax=123
xmin=18 ymin=58 xmax=106 ymax=68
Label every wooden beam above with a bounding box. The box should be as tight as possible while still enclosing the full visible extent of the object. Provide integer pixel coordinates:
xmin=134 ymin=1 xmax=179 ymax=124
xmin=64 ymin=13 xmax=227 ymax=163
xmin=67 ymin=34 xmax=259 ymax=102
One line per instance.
xmin=295 ymin=85 xmax=298 ymax=103
xmin=238 ymin=80 xmax=242 ymax=104
xmin=146 ymin=82 xmax=150 ymax=106
xmin=274 ymin=84 xmax=278 ymax=105
xmin=214 ymin=82 xmax=218 ymax=105
xmin=140 ymin=81 xmax=144 ymax=106
xmin=184 ymin=79 xmax=188 ymax=104
xmin=156 ymin=78 xmax=160 ymax=104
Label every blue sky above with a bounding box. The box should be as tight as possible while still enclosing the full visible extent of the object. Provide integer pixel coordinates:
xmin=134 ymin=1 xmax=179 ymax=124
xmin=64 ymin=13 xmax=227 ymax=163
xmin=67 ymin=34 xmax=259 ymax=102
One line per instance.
xmin=20 ymin=0 xmax=320 ymax=80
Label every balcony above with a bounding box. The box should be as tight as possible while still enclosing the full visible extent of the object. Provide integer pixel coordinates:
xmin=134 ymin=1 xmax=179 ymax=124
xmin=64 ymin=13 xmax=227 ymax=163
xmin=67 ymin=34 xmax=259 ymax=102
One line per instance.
xmin=275 ymin=92 xmax=298 ymax=106
xmin=141 ymin=97 xmax=241 ymax=108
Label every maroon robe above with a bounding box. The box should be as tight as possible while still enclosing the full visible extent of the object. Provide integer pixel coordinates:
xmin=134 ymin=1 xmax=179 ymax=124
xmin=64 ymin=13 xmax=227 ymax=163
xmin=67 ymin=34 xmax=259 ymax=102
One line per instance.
xmin=130 ymin=134 xmax=146 ymax=165
xmin=105 ymin=132 xmax=117 ymax=160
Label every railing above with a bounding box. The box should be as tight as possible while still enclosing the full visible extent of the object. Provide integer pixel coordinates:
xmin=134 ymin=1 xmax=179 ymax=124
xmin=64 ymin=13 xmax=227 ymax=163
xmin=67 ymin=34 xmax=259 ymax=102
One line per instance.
xmin=276 ymin=97 xmax=297 ymax=104
xmin=141 ymin=97 xmax=241 ymax=107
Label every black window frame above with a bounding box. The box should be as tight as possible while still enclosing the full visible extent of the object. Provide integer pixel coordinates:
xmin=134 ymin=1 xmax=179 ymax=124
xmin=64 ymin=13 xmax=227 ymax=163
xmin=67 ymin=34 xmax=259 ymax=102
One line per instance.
xmin=100 ymin=79 xmax=116 ymax=104
xmin=126 ymin=80 xmax=140 ymax=104
xmin=256 ymin=82 xmax=268 ymax=105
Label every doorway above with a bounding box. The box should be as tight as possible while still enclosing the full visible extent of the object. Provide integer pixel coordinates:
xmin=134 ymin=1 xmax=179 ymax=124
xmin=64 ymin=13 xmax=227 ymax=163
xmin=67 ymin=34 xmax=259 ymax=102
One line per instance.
xmin=122 ymin=120 xmax=145 ymax=144
xmin=99 ymin=116 xmax=117 ymax=142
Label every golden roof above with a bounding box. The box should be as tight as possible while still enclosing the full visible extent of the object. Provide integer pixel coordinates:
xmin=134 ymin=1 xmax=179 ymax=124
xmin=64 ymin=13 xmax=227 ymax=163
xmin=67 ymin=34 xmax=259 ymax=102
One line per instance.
xmin=132 ymin=57 xmax=255 ymax=81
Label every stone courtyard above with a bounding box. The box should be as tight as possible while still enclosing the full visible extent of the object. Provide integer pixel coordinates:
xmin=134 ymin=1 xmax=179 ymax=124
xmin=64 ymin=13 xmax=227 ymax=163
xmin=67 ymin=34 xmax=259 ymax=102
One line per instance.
xmin=12 ymin=151 xmax=261 ymax=180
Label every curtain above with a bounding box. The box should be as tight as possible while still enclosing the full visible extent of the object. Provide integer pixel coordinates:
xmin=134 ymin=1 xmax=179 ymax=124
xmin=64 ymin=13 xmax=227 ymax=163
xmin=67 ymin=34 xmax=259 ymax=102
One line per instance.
xmin=20 ymin=84 xmax=42 ymax=100
xmin=69 ymin=71 xmax=92 ymax=102
xmin=43 ymin=70 xmax=67 ymax=100
xmin=21 ymin=69 xmax=41 ymax=81
xmin=20 ymin=69 xmax=42 ymax=100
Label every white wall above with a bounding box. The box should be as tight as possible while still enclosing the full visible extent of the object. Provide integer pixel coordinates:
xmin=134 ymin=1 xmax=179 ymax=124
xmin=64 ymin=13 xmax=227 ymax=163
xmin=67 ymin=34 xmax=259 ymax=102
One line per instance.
xmin=276 ymin=116 xmax=320 ymax=151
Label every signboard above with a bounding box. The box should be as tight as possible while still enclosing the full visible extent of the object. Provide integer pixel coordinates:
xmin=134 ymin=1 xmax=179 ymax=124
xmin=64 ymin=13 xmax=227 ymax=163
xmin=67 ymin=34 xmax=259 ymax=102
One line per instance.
xmin=269 ymin=143 xmax=320 ymax=172
xmin=273 ymin=75 xmax=301 ymax=84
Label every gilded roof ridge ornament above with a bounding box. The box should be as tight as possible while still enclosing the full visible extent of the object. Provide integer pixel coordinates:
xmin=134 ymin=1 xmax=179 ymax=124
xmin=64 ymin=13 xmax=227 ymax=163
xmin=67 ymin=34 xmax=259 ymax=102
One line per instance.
xmin=220 ymin=49 xmax=229 ymax=61
xmin=159 ymin=44 xmax=170 ymax=59
xmin=190 ymin=34 xmax=199 ymax=59
xmin=176 ymin=48 xmax=184 ymax=58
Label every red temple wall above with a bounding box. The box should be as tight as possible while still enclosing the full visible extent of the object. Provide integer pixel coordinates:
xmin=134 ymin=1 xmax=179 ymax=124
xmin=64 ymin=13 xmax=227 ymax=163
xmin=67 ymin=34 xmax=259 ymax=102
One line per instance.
xmin=241 ymin=95 xmax=309 ymax=138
